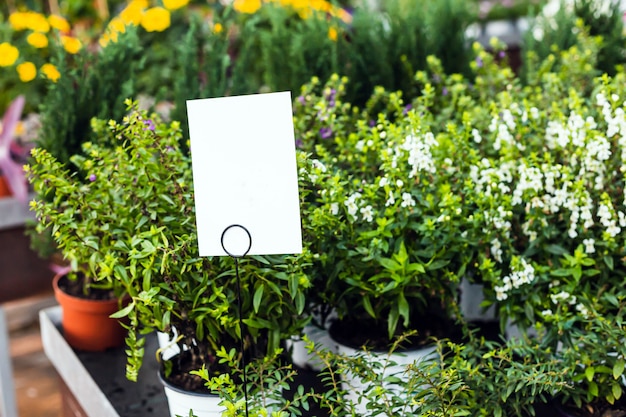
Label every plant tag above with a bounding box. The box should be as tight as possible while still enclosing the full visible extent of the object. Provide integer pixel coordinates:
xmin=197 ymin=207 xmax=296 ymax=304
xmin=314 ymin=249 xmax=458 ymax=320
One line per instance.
xmin=187 ymin=91 xmax=302 ymax=257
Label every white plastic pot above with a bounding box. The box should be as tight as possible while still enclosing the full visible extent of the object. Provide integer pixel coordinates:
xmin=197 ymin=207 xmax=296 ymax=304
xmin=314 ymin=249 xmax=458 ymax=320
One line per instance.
xmin=334 ymin=338 xmax=436 ymax=416
xmin=459 ymin=277 xmax=496 ymax=322
xmin=158 ymin=372 xmax=223 ymax=417
xmin=286 ymin=322 xmax=338 ymax=371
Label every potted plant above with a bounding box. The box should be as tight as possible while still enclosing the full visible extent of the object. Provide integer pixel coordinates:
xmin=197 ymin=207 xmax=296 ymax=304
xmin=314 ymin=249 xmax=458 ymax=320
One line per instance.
xmin=293 ymin=66 xmax=495 ymax=412
xmin=28 ymin=100 xmax=311 ymax=416
xmin=452 ymin=22 xmax=626 ymax=415
xmin=27 ymin=144 xmax=129 ymax=351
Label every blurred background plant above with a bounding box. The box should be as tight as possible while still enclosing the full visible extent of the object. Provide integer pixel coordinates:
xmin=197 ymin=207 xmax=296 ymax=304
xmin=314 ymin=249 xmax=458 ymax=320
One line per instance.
xmin=522 ymin=0 xmax=626 ymax=80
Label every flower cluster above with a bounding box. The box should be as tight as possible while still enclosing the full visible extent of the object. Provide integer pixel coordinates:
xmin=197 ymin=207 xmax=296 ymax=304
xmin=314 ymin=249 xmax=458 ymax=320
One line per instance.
xmin=2 ymin=10 xmax=79 ymax=82
xmin=233 ymin=0 xmax=352 ymax=23
xmin=296 ymin=74 xmax=482 ymax=341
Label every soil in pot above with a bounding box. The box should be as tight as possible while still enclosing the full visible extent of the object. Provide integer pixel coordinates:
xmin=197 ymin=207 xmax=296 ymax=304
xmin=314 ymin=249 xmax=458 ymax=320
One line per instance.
xmin=328 ymin=311 xmax=462 ymax=353
xmin=162 ymin=347 xmax=231 ymax=394
xmin=159 ymin=329 xmax=254 ymax=393
xmin=53 ymin=273 xmax=127 ymax=351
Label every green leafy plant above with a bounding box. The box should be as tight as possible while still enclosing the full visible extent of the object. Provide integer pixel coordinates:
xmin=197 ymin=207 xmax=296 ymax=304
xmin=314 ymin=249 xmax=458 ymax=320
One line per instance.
xmin=27 ymin=100 xmax=311 ymax=387
xmin=36 ymin=26 xmax=142 ymax=165
xmin=521 ymin=0 xmax=626 ymax=80
xmin=191 ymin=347 xmax=314 ymax=417
xmin=295 ymin=73 xmax=484 ymax=348
xmin=440 ymin=22 xmax=626 ymax=410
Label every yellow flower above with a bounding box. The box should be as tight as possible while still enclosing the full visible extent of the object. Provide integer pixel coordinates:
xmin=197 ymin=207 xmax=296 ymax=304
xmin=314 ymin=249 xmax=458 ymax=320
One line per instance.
xmin=213 ymin=22 xmax=223 ymax=34
xmin=328 ymin=27 xmax=338 ymax=41
xmin=99 ymin=31 xmax=121 ymax=48
xmin=310 ymin=0 xmax=331 ymax=12
xmin=41 ymin=63 xmax=60 ymax=82
xmin=9 ymin=11 xmax=50 ymax=32
xmin=48 ymin=15 xmax=70 ymax=33
xmin=120 ymin=0 xmax=148 ymax=25
xmin=108 ymin=17 xmax=127 ymax=34
xmin=26 ymin=32 xmax=49 ymax=48
xmin=9 ymin=12 xmax=28 ymax=30
xmin=0 ymin=43 xmax=19 ymax=67
xmin=140 ymin=7 xmax=171 ymax=32
xmin=233 ymin=0 xmax=262 ymax=14
xmin=17 ymin=62 xmax=37 ymax=82
xmin=60 ymin=36 xmax=82 ymax=54
xmin=163 ymin=0 xmax=189 ymax=11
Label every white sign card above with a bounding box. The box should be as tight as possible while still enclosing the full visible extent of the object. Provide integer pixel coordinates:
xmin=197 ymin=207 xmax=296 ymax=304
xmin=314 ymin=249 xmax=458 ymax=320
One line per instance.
xmin=187 ymin=91 xmax=303 ymax=257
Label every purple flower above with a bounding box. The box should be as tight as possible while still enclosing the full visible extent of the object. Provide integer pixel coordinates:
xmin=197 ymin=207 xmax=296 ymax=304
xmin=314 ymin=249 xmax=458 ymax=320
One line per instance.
xmin=319 ymin=127 xmax=332 ymax=139
xmin=403 ymin=104 xmax=413 ymax=115
xmin=442 ymin=87 xmax=449 ymax=96
xmin=0 ymin=95 xmax=27 ymax=203
xmin=369 ymin=120 xmax=376 ymax=127
xmin=498 ymin=51 xmax=506 ymax=59
xmin=475 ymin=57 xmax=483 ymax=68
xmin=89 ymin=174 xmax=97 ymax=182
xmin=297 ymin=95 xmax=305 ymax=105
xmin=295 ymin=138 xmax=303 ymax=148
xmin=144 ymin=119 xmax=155 ymax=131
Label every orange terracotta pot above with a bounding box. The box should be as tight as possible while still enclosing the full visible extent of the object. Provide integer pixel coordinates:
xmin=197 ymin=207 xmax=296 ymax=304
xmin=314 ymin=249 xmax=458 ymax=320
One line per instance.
xmin=53 ymin=273 xmax=127 ymax=351
xmin=0 ymin=175 xmax=11 ymax=197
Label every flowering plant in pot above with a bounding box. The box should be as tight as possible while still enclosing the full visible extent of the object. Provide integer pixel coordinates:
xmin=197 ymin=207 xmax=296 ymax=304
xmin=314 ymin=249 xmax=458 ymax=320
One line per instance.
xmin=28 ymin=100 xmax=311 ymax=415
xmin=296 ymin=73 xmax=489 ymax=353
xmin=455 ymin=25 xmax=626 ymax=415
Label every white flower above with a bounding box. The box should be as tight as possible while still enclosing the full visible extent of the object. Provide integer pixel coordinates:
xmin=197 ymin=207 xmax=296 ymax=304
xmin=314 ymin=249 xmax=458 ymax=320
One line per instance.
xmin=471 ymin=128 xmax=482 ymax=143
xmin=550 ymin=291 xmax=570 ymax=304
xmin=583 ymin=238 xmax=595 ymax=254
xmin=330 ymin=203 xmax=339 ymax=215
xmin=360 ymin=205 xmax=374 ymax=222
xmin=401 ymin=192 xmax=415 ymax=208
xmin=495 ymin=286 xmax=508 ymax=301
xmin=396 ymin=179 xmax=404 ymax=188
xmin=530 ymin=107 xmax=539 ymax=119
xmin=379 ymin=177 xmax=389 ymax=187
xmin=344 ymin=192 xmax=362 ymax=219
xmin=541 ymin=309 xmax=553 ymax=317
xmin=491 ymin=238 xmax=503 ymax=263
xmin=311 ymin=159 xmax=327 ymax=172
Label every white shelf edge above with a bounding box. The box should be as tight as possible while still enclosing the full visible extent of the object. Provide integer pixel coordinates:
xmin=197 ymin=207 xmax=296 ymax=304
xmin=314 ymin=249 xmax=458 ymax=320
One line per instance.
xmin=39 ymin=306 xmax=121 ymax=417
xmin=0 ymin=194 xmax=36 ymax=230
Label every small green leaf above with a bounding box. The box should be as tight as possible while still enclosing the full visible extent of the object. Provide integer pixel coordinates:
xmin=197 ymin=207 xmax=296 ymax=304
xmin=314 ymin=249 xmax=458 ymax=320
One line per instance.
xmin=398 ymin=293 xmax=409 ymax=327
xmin=613 ymin=359 xmax=625 ymax=379
xmin=253 ymin=285 xmax=264 ymax=314
xmin=613 ymin=382 xmax=622 ymax=400
xmin=110 ymin=302 xmax=134 ymax=319
xmin=585 ymin=366 xmax=595 ymax=382
xmin=604 ymin=255 xmax=614 ymax=270
xmin=363 ymin=296 xmax=376 ymax=319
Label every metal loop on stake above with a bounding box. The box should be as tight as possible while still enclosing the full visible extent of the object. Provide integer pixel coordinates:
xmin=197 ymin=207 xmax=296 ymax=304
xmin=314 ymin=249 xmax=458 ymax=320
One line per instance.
xmin=220 ymin=224 xmax=252 ymax=258
xmin=220 ymin=224 xmax=251 ymax=417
